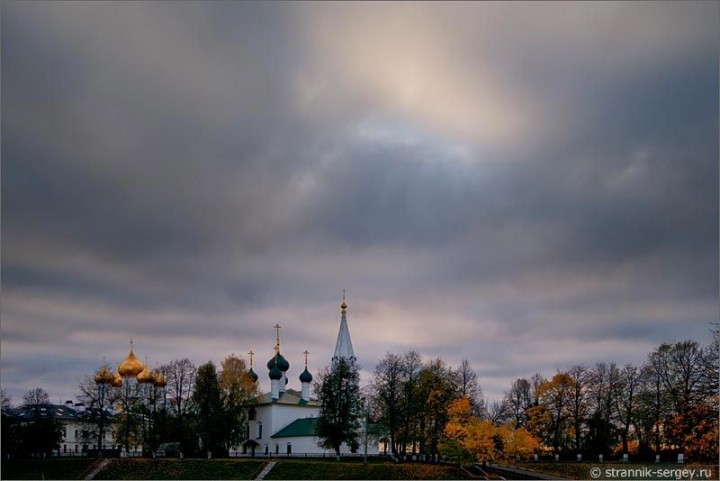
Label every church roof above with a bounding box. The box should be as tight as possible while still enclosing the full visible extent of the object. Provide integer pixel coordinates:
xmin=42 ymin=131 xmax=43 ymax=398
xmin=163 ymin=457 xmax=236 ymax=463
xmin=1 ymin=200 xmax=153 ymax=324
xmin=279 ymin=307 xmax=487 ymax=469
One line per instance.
xmin=253 ymin=388 xmax=319 ymax=407
xmin=271 ymin=417 xmax=318 ymax=438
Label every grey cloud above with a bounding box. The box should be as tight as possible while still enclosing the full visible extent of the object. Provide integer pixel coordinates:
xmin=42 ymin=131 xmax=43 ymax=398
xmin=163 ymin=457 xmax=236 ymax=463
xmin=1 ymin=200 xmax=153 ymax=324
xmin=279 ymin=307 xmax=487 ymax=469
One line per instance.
xmin=1 ymin=2 xmax=717 ymax=404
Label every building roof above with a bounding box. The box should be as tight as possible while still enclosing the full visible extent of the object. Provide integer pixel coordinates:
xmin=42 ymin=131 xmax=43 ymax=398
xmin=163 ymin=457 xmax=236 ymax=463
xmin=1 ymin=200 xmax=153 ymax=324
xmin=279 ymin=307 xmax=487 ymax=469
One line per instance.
xmin=14 ymin=404 xmax=82 ymax=422
xmin=271 ymin=417 xmax=318 ymax=438
xmin=253 ymin=388 xmax=319 ymax=407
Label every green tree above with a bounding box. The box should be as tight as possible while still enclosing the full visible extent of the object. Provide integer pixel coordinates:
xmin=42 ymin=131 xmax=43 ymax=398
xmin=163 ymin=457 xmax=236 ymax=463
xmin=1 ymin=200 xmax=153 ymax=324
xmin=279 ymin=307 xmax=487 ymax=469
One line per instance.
xmin=192 ymin=361 xmax=224 ymax=455
xmin=416 ymin=358 xmax=460 ymax=461
xmin=370 ymin=353 xmax=404 ymax=456
xmin=315 ymin=357 xmax=363 ymax=458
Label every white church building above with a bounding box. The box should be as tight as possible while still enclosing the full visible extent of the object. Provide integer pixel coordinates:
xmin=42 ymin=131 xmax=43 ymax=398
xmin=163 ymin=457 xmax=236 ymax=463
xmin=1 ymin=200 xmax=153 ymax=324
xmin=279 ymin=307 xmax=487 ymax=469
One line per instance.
xmin=238 ymin=296 xmax=380 ymax=456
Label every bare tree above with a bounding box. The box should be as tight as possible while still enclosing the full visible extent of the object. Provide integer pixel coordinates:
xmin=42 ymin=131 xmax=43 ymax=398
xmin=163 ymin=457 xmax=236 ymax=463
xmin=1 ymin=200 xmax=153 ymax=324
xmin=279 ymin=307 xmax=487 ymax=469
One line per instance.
xmin=614 ymin=364 xmax=641 ymax=455
xmin=23 ymin=387 xmax=50 ymax=408
xmin=77 ymin=370 xmax=121 ymax=452
xmin=164 ymin=358 xmax=196 ymax=451
xmin=1 ymin=389 xmax=11 ymax=409
xmin=455 ymin=358 xmax=486 ymax=417
xmin=566 ymin=365 xmax=590 ymax=452
xmin=504 ymin=378 xmax=532 ymax=427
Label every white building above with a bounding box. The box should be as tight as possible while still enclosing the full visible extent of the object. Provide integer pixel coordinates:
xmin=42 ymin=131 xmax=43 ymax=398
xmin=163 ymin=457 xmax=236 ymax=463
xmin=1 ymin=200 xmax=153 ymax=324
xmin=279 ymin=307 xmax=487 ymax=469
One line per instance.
xmin=11 ymin=401 xmax=123 ymax=456
xmin=240 ymin=296 xmax=380 ymax=456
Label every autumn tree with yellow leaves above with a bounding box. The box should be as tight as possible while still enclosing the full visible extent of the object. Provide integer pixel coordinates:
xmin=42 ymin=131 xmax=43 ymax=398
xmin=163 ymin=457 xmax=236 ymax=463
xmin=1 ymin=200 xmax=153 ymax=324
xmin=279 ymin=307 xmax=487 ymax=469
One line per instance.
xmin=441 ymin=396 xmax=539 ymax=464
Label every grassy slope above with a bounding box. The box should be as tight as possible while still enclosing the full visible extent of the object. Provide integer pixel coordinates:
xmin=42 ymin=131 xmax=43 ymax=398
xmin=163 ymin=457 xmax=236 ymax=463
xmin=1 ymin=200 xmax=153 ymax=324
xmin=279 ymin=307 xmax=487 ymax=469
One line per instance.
xmin=0 ymin=457 xmax=475 ymax=480
xmin=265 ymin=459 xmax=476 ymax=480
xmin=0 ymin=458 xmax=98 ymax=480
xmin=94 ymin=458 xmax=266 ymax=480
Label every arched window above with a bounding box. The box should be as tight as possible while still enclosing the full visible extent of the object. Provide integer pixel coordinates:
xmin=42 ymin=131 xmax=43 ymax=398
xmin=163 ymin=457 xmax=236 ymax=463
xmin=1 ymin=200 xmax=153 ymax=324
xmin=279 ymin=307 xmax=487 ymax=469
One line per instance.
xmin=286 ymin=443 xmax=291 ymax=454
xmin=257 ymin=422 xmax=263 ymax=439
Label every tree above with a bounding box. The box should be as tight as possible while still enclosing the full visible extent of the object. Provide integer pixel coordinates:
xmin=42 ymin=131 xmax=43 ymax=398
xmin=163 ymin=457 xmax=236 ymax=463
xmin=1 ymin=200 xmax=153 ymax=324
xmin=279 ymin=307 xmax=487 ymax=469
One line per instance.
xmin=614 ymin=364 xmax=641 ymax=456
xmin=440 ymin=396 xmax=476 ymax=464
xmin=529 ymin=372 xmax=572 ymax=454
xmin=315 ymin=357 xmax=363 ymax=458
xmin=77 ymin=368 xmax=121 ymax=453
xmin=443 ymin=398 xmax=502 ymax=464
xmin=24 ymin=388 xmax=50 ymax=408
xmin=370 ymin=353 xmax=404 ymax=456
xmin=586 ymin=363 xmax=620 ymax=457
xmin=219 ymin=354 xmax=256 ymax=451
xmin=397 ymin=350 xmax=422 ymax=456
xmin=566 ymin=365 xmax=590 ymax=453
xmin=416 ymin=358 xmax=460 ymax=461
xmin=1 ymin=389 xmax=11 ymax=409
xmin=1 ymin=390 xmax=18 ymax=456
xmin=165 ymin=358 xmax=197 ymax=453
xmin=456 ymin=359 xmax=485 ymax=417
xmin=193 ymin=362 xmax=224 ymax=455
xmin=18 ymin=388 xmax=64 ymax=456
xmin=504 ymin=378 xmax=532 ymax=428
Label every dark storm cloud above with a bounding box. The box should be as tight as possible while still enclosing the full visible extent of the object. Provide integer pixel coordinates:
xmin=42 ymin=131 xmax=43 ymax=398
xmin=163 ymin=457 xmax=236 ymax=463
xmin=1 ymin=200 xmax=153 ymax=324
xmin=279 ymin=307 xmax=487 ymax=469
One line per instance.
xmin=1 ymin=1 xmax=717 ymax=403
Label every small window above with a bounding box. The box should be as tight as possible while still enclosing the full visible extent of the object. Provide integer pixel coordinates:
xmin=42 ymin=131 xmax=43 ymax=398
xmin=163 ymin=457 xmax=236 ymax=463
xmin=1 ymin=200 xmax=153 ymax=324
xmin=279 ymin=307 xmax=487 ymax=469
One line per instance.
xmin=286 ymin=443 xmax=291 ymax=454
xmin=264 ymin=444 xmax=268 ymax=454
xmin=275 ymin=443 xmax=279 ymax=454
xmin=248 ymin=406 xmax=256 ymax=421
xmin=257 ymin=423 xmax=263 ymax=439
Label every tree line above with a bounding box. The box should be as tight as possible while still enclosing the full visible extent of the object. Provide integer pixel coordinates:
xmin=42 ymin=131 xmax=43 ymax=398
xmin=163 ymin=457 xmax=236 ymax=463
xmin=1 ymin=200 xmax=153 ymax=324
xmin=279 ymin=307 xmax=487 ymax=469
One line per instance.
xmin=3 ymin=328 xmax=717 ymax=463
xmin=365 ymin=328 xmax=718 ymax=464
xmin=1 ymin=354 xmax=257 ymax=458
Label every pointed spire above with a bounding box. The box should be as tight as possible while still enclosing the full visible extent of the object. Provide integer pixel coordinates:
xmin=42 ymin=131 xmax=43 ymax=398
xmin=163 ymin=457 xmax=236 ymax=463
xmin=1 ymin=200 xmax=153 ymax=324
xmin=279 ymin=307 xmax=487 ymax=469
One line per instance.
xmin=333 ymin=291 xmax=355 ymax=361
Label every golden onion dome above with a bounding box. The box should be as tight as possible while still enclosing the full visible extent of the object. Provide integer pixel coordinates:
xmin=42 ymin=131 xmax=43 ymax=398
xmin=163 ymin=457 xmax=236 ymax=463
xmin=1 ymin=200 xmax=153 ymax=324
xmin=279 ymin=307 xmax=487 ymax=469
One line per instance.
xmin=94 ymin=364 xmax=116 ymax=384
xmin=118 ymin=347 xmax=145 ymax=377
xmin=137 ymin=366 xmax=155 ymax=384
xmin=113 ymin=373 xmax=123 ymax=388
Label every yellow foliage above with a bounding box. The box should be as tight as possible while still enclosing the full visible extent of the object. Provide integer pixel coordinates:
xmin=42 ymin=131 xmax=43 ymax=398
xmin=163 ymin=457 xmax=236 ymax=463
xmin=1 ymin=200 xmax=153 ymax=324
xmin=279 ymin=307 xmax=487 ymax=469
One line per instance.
xmin=501 ymin=425 xmax=540 ymax=461
xmin=443 ymin=395 xmax=540 ymax=463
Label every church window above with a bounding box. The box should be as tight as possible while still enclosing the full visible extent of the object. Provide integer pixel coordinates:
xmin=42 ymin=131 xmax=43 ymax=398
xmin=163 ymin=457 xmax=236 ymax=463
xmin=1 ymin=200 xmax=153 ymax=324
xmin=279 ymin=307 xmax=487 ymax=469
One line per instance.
xmin=248 ymin=406 xmax=256 ymax=421
xmin=275 ymin=443 xmax=279 ymax=454
xmin=286 ymin=443 xmax=291 ymax=454
xmin=257 ymin=423 xmax=262 ymax=439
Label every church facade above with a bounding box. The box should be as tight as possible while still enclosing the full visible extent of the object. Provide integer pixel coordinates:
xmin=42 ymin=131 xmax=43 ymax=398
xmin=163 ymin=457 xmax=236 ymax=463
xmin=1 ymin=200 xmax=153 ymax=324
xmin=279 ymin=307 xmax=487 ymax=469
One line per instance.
xmin=239 ymin=297 xmax=379 ymax=456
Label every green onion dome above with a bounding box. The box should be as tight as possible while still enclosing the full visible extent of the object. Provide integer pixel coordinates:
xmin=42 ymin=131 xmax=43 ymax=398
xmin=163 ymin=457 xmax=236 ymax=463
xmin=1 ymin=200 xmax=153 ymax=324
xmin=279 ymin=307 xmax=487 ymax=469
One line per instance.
xmin=299 ymin=367 xmax=313 ymax=383
xmin=269 ymin=364 xmax=282 ymax=380
xmin=267 ymin=353 xmax=290 ymax=372
xmin=248 ymin=367 xmax=259 ymax=382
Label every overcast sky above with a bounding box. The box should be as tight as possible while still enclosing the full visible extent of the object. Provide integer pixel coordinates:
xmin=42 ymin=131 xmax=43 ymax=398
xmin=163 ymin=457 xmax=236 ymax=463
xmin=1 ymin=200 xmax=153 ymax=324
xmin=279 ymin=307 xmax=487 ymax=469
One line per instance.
xmin=1 ymin=2 xmax=718 ymax=406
